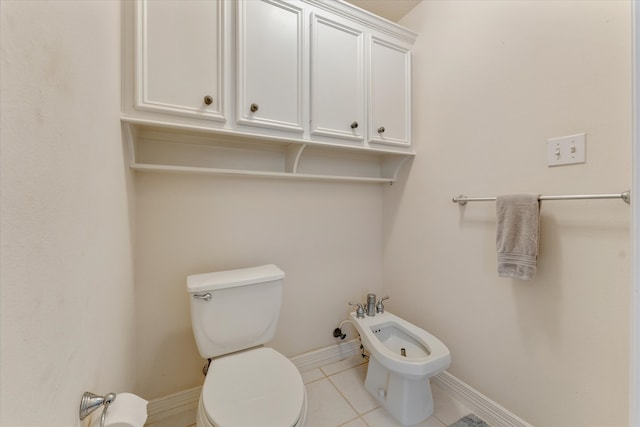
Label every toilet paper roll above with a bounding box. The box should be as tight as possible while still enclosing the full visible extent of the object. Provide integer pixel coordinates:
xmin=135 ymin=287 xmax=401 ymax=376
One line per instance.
xmin=102 ymin=393 xmax=148 ymax=427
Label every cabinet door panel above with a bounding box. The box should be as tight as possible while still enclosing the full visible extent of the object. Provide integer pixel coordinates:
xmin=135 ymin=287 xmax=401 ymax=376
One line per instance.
xmin=237 ymin=0 xmax=304 ymax=133
xmin=369 ymin=37 xmax=411 ymax=146
xmin=311 ymin=14 xmax=364 ymax=141
xmin=137 ymin=0 xmax=224 ymax=121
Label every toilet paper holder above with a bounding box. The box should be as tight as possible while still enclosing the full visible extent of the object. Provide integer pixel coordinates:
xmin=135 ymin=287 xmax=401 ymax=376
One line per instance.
xmin=79 ymin=391 xmax=116 ymax=427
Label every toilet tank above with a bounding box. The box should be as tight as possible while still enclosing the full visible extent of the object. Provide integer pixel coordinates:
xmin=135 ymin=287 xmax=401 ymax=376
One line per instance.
xmin=187 ymin=264 xmax=285 ymax=359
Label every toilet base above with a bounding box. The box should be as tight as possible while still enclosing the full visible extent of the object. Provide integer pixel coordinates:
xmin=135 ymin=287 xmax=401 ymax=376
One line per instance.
xmin=364 ymin=356 xmax=434 ymax=426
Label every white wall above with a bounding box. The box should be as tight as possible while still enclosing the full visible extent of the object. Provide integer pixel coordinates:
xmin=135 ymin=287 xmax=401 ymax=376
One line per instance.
xmin=387 ymin=1 xmax=632 ymax=425
xmin=632 ymin=2 xmax=640 ymax=424
xmin=1 ymin=1 xmax=633 ymax=424
xmin=0 ymin=1 xmax=136 ymax=425
xmin=133 ymin=174 xmax=384 ymax=398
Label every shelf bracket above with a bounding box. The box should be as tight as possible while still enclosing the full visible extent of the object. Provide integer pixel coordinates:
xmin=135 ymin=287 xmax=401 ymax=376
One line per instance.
xmin=285 ymin=144 xmax=307 ymax=174
xmin=381 ymin=155 xmax=412 ymax=182
xmin=121 ymin=121 xmax=138 ymax=167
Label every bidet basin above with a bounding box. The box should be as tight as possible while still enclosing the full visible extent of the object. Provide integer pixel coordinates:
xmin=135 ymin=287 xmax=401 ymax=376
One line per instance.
xmin=350 ymin=311 xmax=450 ymax=377
xmin=372 ymin=323 xmax=430 ymax=358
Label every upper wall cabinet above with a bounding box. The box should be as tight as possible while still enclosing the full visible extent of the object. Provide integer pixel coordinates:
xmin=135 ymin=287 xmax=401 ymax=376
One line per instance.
xmin=369 ymin=37 xmax=412 ymax=147
xmin=134 ymin=0 xmax=225 ymax=122
xmin=236 ymin=0 xmax=305 ymax=134
xmin=310 ymin=13 xmax=365 ymax=142
xmin=122 ymin=0 xmax=417 ymax=183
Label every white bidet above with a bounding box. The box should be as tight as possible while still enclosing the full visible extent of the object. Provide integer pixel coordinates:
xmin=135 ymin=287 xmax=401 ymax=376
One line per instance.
xmin=350 ymin=311 xmax=451 ymax=426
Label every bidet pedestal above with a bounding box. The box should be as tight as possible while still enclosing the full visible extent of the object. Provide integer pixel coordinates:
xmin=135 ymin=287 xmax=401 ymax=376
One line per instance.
xmin=364 ymin=356 xmax=434 ymax=426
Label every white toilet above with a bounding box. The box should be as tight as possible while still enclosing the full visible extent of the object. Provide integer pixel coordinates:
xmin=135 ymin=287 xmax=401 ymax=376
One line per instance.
xmin=187 ymin=264 xmax=307 ymax=427
xmin=350 ymin=310 xmax=451 ymax=426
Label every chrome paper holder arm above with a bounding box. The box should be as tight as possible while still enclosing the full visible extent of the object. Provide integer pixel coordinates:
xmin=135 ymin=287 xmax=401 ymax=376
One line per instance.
xmin=79 ymin=391 xmax=116 ymax=427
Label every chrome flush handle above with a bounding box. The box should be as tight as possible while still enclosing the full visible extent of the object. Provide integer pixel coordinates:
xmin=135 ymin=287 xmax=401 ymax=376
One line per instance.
xmin=193 ymin=293 xmax=212 ymax=302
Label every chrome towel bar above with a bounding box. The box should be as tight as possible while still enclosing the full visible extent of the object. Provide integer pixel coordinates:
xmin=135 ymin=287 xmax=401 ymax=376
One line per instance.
xmin=452 ymin=190 xmax=630 ymax=205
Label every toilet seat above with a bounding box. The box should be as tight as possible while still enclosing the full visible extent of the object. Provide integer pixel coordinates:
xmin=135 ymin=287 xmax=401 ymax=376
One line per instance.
xmin=200 ymin=347 xmax=305 ymax=427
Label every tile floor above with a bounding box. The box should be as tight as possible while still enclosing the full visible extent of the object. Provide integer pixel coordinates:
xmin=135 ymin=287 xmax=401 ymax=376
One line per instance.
xmin=300 ymin=355 xmax=474 ymax=427
xmin=183 ymin=354 xmax=476 ymax=427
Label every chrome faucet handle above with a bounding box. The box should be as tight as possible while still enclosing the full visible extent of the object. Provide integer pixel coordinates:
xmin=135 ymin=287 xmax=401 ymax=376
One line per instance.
xmin=348 ymin=302 xmax=366 ymax=318
xmin=376 ymin=296 xmax=389 ymax=313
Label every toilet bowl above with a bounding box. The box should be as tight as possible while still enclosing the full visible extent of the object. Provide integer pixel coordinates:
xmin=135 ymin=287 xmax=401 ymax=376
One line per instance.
xmin=350 ymin=311 xmax=451 ymax=426
xmin=187 ymin=265 xmax=307 ymax=427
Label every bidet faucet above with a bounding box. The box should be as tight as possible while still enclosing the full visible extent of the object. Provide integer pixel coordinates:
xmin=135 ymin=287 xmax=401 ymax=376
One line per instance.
xmin=349 ymin=302 xmax=365 ymax=318
xmin=367 ymin=293 xmax=377 ymax=316
xmin=376 ymin=296 xmax=389 ymax=313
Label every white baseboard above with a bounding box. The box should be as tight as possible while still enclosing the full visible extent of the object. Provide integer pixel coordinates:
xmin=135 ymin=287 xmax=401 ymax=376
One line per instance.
xmin=289 ymin=338 xmax=362 ymax=372
xmin=145 ymin=386 xmax=200 ymax=427
xmin=432 ymin=371 xmax=532 ymax=427
xmin=146 ymin=341 xmax=530 ymax=427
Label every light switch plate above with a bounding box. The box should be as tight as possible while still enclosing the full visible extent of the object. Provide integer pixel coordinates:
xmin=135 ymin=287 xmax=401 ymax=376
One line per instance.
xmin=547 ymin=133 xmax=586 ymax=166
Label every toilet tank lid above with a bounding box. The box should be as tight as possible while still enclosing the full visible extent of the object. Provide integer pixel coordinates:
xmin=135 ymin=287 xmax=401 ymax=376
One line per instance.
xmin=187 ymin=264 xmax=285 ymax=293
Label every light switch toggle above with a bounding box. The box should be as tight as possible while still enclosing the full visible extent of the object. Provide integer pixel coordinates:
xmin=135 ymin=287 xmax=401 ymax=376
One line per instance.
xmin=547 ymin=133 xmax=586 ymax=167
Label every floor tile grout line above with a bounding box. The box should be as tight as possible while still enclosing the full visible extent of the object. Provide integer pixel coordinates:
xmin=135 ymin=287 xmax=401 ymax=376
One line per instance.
xmin=301 ymin=366 xmax=329 ymax=385
xmin=326 ymin=371 xmax=384 ymax=423
xmin=336 ymin=414 xmax=368 ymax=427
xmin=326 ymin=373 xmax=364 ymax=419
xmin=434 ymin=413 xmax=448 ymax=426
xmin=300 ymin=366 xmax=330 ymax=386
xmin=319 ymin=359 xmax=367 ymax=378
xmin=303 ymin=361 xmax=374 ymax=426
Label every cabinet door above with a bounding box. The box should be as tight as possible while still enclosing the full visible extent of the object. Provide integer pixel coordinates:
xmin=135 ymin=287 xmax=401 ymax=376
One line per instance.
xmin=237 ymin=0 xmax=304 ymax=134
xmin=136 ymin=0 xmax=224 ymax=121
xmin=310 ymin=14 xmax=364 ymax=142
xmin=368 ymin=37 xmax=411 ymax=147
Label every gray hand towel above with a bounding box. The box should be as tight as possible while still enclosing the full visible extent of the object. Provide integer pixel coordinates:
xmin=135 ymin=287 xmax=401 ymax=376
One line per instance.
xmin=496 ymin=194 xmax=540 ymax=280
